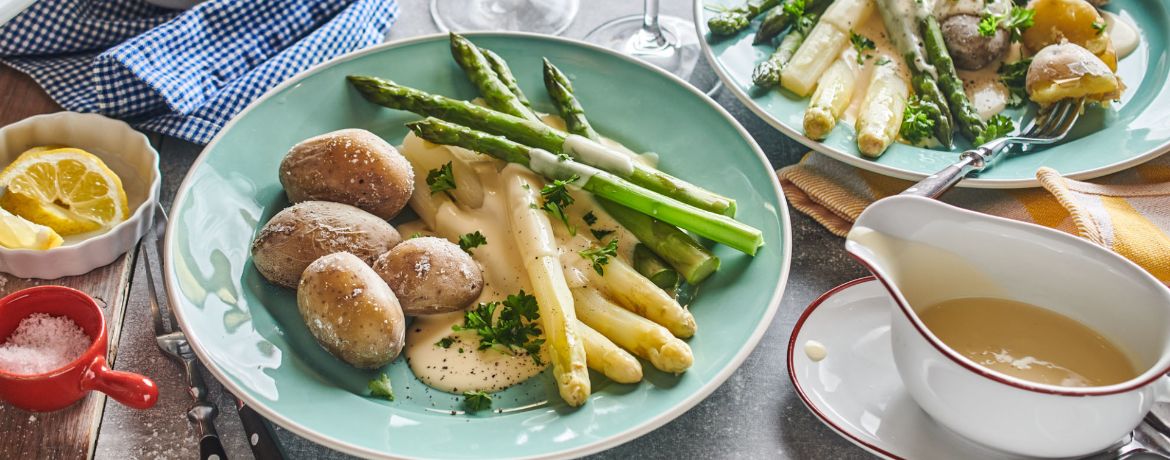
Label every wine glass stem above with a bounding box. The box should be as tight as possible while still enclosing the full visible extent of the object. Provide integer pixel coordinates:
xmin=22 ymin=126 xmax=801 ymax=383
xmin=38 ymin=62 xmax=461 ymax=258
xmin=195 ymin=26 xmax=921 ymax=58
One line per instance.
xmin=640 ymin=0 xmax=668 ymax=48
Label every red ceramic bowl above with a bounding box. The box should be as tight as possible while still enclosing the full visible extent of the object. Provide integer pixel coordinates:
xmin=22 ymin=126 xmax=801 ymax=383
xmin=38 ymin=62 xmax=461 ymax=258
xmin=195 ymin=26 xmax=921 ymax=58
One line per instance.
xmin=0 ymin=286 xmax=158 ymax=412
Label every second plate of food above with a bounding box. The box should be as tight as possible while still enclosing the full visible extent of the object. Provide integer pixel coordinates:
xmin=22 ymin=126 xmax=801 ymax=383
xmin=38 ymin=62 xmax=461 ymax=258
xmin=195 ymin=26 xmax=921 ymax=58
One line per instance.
xmin=697 ymin=0 xmax=1170 ymax=188
xmin=164 ymin=32 xmax=790 ymax=459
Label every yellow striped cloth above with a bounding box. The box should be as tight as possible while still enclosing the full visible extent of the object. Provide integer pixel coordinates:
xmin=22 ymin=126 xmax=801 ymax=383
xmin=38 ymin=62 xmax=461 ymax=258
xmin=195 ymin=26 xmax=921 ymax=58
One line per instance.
xmin=777 ymin=152 xmax=1170 ymax=284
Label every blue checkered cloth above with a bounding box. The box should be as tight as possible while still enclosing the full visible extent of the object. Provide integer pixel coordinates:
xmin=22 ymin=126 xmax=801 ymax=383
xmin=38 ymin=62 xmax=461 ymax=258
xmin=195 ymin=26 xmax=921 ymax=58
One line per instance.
xmin=0 ymin=0 xmax=398 ymax=144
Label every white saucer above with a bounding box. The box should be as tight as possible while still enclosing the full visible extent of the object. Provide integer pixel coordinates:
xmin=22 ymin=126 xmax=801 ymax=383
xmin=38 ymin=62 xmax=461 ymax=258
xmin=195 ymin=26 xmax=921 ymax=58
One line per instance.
xmin=787 ymin=277 xmax=1039 ymax=460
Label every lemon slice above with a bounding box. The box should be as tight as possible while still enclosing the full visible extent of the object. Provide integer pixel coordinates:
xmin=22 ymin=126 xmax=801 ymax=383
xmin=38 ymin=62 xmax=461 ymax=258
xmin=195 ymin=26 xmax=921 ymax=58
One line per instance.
xmin=0 ymin=207 xmax=63 ymax=250
xmin=0 ymin=147 xmax=129 ymax=236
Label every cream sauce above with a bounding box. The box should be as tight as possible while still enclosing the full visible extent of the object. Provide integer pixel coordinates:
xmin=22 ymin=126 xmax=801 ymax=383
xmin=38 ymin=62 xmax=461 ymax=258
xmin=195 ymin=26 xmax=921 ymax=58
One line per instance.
xmin=1105 ymin=11 xmax=1140 ymax=60
xmin=933 ymin=0 xmax=1008 ymax=20
xmin=398 ymin=121 xmax=641 ymax=395
xmin=842 ymin=11 xmax=911 ymax=126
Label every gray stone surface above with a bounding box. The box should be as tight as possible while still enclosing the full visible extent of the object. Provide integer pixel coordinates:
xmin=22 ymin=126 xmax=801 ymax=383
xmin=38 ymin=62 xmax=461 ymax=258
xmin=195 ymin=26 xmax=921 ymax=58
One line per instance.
xmin=95 ymin=0 xmax=873 ymax=458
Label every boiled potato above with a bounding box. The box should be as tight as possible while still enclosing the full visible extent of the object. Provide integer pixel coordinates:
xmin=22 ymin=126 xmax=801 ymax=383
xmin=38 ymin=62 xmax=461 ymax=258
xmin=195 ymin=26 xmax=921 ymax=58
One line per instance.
xmin=252 ymin=201 xmax=401 ymax=288
xmin=279 ymin=129 xmax=414 ymax=220
xmin=941 ymin=14 xmax=1010 ymax=70
xmin=372 ymin=237 xmax=483 ymax=316
xmin=1023 ymin=0 xmax=1113 ymax=69
xmin=298 ymin=252 xmax=406 ymax=368
xmin=1027 ymin=42 xmax=1123 ymax=104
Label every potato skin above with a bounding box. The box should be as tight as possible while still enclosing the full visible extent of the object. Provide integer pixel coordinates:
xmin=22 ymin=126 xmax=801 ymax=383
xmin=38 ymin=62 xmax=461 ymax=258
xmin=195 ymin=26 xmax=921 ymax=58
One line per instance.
xmin=279 ymin=129 xmax=414 ymax=220
xmin=372 ymin=237 xmax=484 ymax=316
xmin=1026 ymin=42 xmax=1122 ymax=104
xmin=941 ymin=15 xmax=1009 ymax=70
xmin=298 ymin=252 xmax=406 ymax=369
xmin=252 ymin=201 xmax=401 ymax=288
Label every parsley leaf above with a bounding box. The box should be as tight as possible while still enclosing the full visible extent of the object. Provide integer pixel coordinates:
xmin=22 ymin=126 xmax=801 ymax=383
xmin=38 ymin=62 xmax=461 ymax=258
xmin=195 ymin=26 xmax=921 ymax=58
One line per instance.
xmin=458 ymin=231 xmax=487 ymax=254
xmin=582 ymin=211 xmax=598 ymax=226
xmin=975 ymin=114 xmax=1015 ymax=145
xmin=782 ymin=0 xmax=816 ymax=35
xmin=452 ymin=291 xmax=545 ymax=364
xmin=409 ymin=231 xmax=424 ymax=239
xmin=368 ymin=373 xmax=395 ymax=401
xmin=781 ymin=0 xmax=805 ymax=21
xmin=979 ymin=6 xmax=1035 ymax=42
xmin=580 ymin=239 xmax=619 ymax=276
xmin=436 ymin=336 xmax=455 ymax=348
xmin=463 ymin=391 xmax=492 ymax=413
xmin=540 ymin=175 xmax=578 ymax=235
xmin=590 ymin=228 xmax=615 ymax=240
xmin=876 ymin=57 xmax=891 ymax=66
xmin=1092 ymin=21 xmax=1106 ymax=35
xmin=426 ymin=162 xmax=457 ymax=194
xmin=899 ymin=95 xmax=936 ymax=144
xmin=850 ymin=31 xmax=876 ymax=65
xmin=998 ymin=58 xmax=1031 ymax=107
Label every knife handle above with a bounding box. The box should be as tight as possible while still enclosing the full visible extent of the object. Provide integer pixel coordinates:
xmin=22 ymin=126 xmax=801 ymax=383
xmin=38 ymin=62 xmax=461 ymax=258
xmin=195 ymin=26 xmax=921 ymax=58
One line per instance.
xmin=199 ymin=434 xmax=228 ymax=460
xmin=237 ymin=400 xmax=285 ymax=460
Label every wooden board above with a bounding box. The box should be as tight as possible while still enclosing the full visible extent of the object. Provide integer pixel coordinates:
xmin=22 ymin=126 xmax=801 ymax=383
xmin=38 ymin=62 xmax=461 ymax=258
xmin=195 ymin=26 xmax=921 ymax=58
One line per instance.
xmin=0 ymin=63 xmax=139 ymax=460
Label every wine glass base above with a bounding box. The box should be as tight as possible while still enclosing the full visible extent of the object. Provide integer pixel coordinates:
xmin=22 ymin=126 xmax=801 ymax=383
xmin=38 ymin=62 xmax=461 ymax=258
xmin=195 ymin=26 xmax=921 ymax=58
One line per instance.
xmin=583 ymin=14 xmax=702 ymax=83
xmin=431 ymin=0 xmax=579 ymax=35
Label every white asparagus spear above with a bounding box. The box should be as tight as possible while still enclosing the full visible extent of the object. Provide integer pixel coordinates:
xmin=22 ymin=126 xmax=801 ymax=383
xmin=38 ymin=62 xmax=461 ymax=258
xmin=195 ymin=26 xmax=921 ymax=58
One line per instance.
xmin=577 ymin=320 xmax=643 ymax=384
xmin=502 ymin=164 xmax=590 ymax=406
xmin=804 ymin=59 xmax=858 ymax=140
xmin=856 ymin=63 xmax=910 ymax=157
xmin=781 ymin=0 xmax=875 ymax=96
xmin=587 ymin=257 xmax=697 ymax=338
xmin=573 ymin=287 xmax=693 ymax=374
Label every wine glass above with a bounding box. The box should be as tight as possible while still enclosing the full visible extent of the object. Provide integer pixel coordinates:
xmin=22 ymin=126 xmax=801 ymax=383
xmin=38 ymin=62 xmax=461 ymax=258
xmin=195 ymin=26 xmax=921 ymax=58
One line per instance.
xmin=430 ymin=0 xmax=580 ymax=35
xmin=583 ymin=0 xmax=718 ymax=93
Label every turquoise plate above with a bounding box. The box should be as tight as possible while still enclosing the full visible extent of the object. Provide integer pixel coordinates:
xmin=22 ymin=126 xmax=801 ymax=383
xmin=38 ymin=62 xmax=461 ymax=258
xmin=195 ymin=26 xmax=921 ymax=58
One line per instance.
xmin=696 ymin=0 xmax=1170 ymax=188
xmin=164 ymin=33 xmax=791 ymax=459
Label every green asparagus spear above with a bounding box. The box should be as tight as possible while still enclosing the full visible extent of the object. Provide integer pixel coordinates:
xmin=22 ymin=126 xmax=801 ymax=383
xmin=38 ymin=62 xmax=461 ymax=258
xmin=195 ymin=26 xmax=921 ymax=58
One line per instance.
xmin=875 ymin=0 xmax=954 ymax=147
xmin=406 ymin=117 xmax=764 ymax=255
xmin=708 ymin=0 xmax=782 ymax=36
xmin=542 ymin=59 xmax=720 ymax=283
xmin=633 ymin=244 xmax=681 ymax=293
xmin=347 ymin=75 xmax=737 ymax=216
xmin=921 ymin=15 xmax=985 ymax=142
xmin=753 ymin=0 xmax=822 ymax=44
xmin=448 ymin=33 xmax=542 ymax=123
xmin=599 ymin=198 xmax=719 ymax=285
xmin=751 ymin=12 xmax=814 ymax=88
xmin=542 ymin=58 xmax=601 ymax=141
xmin=482 ymin=48 xmax=533 ymax=109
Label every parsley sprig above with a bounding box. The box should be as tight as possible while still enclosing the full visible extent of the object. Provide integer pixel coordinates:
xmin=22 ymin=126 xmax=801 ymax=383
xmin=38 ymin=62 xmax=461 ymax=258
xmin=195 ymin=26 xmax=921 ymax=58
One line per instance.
xmin=539 ymin=175 xmax=578 ymax=235
xmin=849 ymin=31 xmax=876 ymax=65
xmin=453 ymin=291 xmax=545 ymax=364
xmin=900 ymin=95 xmax=935 ymax=145
xmin=998 ymin=58 xmax=1031 ymax=108
xmin=975 ymin=114 xmax=1016 ymax=145
xmin=978 ymin=6 xmax=1035 ymax=42
xmin=463 ymin=390 xmax=492 ymax=413
xmin=458 ymin=231 xmax=487 ymax=254
xmin=426 ymin=162 xmax=456 ymax=194
xmin=368 ymin=373 xmax=395 ymax=401
xmin=580 ymin=239 xmax=619 ymax=276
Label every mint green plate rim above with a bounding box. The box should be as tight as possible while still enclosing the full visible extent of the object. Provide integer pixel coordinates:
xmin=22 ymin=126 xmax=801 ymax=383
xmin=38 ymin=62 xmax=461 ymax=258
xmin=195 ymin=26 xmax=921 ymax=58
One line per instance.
xmin=163 ymin=32 xmax=792 ymax=459
xmin=695 ymin=0 xmax=1170 ymax=189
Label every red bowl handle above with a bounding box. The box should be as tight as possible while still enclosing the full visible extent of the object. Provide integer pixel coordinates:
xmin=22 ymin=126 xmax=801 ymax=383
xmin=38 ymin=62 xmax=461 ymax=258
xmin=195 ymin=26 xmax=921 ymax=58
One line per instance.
xmin=80 ymin=356 xmax=159 ymax=409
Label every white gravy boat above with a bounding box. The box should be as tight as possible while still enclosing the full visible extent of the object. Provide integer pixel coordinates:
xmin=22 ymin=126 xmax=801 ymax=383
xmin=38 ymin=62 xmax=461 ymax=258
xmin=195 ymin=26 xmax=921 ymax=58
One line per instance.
xmin=845 ymin=195 xmax=1170 ymax=458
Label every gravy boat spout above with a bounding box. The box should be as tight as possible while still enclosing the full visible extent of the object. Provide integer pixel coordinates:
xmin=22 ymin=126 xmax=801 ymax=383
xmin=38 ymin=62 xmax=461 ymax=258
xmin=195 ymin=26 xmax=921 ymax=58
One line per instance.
xmin=844 ymin=195 xmax=1170 ymax=459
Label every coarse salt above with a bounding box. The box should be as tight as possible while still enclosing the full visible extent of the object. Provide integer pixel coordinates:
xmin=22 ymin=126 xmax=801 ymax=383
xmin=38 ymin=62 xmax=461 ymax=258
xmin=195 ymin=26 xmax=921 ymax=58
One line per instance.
xmin=0 ymin=313 xmax=91 ymax=375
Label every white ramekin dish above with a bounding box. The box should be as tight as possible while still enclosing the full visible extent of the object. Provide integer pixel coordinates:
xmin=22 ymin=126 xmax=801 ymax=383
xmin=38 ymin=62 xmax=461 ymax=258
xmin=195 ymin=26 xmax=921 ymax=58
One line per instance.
xmin=0 ymin=112 xmax=161 ymax=279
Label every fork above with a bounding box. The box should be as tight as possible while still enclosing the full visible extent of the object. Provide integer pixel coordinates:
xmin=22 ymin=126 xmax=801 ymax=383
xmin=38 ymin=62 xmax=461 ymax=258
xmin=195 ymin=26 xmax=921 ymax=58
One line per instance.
xmin=902 ymin=98 xmax=1086 ymax=198
xmin=145 ymin=206 xmax=228 ymax=460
